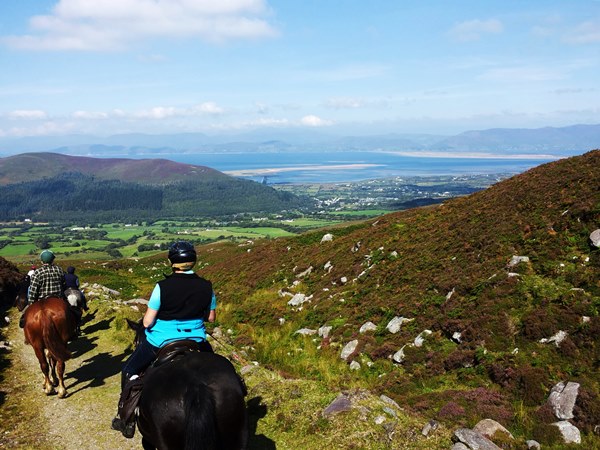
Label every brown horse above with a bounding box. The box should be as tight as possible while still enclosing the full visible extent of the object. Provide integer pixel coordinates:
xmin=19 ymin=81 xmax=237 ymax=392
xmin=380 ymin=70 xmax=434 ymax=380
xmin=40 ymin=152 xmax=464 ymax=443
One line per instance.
xmin=23 ymin=296 xmax=78 ymax=398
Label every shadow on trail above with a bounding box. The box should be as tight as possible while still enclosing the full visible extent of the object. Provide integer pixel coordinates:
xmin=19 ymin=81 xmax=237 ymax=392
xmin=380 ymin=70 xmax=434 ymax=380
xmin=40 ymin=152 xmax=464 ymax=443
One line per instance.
xmin=66 ymin=350 xmax=128 ymax=396
xmin=247 ymin=396 xmax=276 ymax=449
xmin=65 ymin=315 xmax=126 ymax=396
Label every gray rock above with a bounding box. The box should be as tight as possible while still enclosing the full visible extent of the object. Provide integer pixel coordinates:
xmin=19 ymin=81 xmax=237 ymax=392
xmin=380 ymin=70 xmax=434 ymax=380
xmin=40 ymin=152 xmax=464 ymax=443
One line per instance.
xmin=349 ymin=361 xmax=361 ymax=371
xmin=507 ymin=255 xmax=530 ymax=267
xmin=590 ymin=229 xmax=600 ymax=247
xmin=473 ymin=419 xmax=514 ymax=439
xmin=359 ymin=321 xmax=377 ymax=333
xmin=323 ymin=394 xmax=352 ymax=417
xmin=318 ymin=325 xmax=332 ymax=338
xmin=451 ymin=444 xmax=470 ymax=450
xmin=453 ymin=428 xmax=501 ymax=450
xmin=539 ymin=330 xmax=568 ymax=347
xmin=392 ymin=345 xmax=407 ymax=364
xmin=553 ymin=420 xmax=581 ymax=444
xmin=526 ymin=440 xmax=541 ymax=449
xmin=320 ymin=233 xmax=334 ymax=243
xmin=414 ymin=329 xmax=432 ymax=347
xmin=386 ymin=316 xmax=413 ymax=334
xmin=288 ymin=293 xmax=311 ymax=307
xmin=548 ymin=381 xmax=580 ymax=419
xmin=421 ymin=419 xmax=439 ymax=436
xmin=340 ymin=339 xmax=359 ymax=360
xmin=380 ymin=395 xmax=400 ymax=409
xmin=295 ymin=328 xmax=317 ymax=336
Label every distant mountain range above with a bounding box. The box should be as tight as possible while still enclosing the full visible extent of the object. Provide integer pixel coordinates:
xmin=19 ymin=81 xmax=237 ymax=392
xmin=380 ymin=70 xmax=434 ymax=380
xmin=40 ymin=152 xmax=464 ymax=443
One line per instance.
xmin=0 ymin=123 xmax=598 ymax=158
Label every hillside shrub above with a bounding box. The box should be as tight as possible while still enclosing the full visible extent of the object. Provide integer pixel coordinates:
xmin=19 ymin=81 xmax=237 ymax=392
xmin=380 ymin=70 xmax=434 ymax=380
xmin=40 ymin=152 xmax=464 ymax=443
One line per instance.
xmin=573 ymin=387 xmax=600 ymax=434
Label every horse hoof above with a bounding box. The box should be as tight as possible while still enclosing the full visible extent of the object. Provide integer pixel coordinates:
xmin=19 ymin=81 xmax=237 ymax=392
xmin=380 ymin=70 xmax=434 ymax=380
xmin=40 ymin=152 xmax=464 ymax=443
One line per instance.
xmin=58 ymin=390 xmax=68 ymax=399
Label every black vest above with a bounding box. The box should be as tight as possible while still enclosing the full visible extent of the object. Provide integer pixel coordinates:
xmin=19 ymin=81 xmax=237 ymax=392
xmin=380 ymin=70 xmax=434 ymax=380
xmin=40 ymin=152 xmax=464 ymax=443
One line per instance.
xmin=156 ymin=273 xmax=213 ymax=321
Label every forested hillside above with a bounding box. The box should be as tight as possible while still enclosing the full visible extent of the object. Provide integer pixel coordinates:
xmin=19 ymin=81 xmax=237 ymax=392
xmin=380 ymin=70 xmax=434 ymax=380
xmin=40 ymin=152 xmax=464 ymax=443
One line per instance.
xmin=0 ymin=153 xmax=309 ymax=221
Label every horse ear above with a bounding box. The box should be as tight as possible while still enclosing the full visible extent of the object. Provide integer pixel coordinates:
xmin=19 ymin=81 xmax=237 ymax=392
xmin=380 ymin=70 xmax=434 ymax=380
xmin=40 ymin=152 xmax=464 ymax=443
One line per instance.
xmin=126 ymin=318 xmax=141 ymax=330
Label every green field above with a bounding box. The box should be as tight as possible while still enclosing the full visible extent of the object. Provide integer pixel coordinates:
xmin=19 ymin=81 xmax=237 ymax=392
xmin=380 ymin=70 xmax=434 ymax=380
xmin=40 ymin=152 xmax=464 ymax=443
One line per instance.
xmin=0 ymin=217 xmax=343 ymax=262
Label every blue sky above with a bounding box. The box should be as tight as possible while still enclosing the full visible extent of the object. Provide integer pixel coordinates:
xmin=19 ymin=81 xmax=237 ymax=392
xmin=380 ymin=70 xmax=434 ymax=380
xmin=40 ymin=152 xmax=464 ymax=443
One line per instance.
xmin=0 ymin=0 xmax=599 ymax=138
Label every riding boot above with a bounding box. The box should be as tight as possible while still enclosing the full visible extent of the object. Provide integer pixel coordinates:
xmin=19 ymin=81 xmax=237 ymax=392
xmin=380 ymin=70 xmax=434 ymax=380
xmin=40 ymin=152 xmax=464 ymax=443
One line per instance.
xmin=111 ymin=374 xmax=142 ymax=439
xmin=111 ymin=416 xmax=136 ymax=439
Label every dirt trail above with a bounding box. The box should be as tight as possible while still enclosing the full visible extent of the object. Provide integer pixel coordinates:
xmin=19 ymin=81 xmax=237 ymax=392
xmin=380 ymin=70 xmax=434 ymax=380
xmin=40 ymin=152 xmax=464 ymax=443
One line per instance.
xmin=1 ymin=308 xmax=142 ymax=449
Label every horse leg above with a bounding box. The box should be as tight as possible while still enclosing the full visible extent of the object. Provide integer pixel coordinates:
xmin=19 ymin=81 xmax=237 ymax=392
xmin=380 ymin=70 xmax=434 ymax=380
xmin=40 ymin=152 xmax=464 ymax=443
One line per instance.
xmin=33 ymin=346 xmax=55 ymax=395
xmin=55 ymin=359 xmax=68 ymax=398
xmin=47 ymin=350 xmax=58 ymax=386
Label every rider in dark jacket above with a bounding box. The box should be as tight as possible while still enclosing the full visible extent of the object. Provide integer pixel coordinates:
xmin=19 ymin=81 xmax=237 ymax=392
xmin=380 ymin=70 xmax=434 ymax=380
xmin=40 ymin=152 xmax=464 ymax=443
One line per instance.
xmin=111 ymin=241 xmax=216 ymax=439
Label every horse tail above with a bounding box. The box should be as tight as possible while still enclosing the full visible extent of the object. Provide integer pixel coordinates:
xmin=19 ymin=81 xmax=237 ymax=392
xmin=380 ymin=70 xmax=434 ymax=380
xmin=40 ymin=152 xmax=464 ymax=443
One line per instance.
xmin=42 ymin=310 xmax=71 ymax=361
xmin=184 ymin=382 xmax=217 ymax=450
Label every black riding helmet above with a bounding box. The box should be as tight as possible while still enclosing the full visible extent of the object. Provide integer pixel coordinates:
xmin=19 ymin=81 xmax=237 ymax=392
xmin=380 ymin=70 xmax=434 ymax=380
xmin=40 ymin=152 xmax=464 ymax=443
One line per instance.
xmin=168 ymin=241 xmax=197 ymax=265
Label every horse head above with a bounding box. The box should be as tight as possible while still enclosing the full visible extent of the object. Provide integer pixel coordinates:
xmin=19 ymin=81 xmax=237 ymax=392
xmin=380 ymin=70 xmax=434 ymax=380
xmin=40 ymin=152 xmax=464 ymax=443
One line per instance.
xmin=13 ymin=278 xmax=29 ymax=312
xmin=64 ymin=288 xmax=82 ymax=309
xmin=126 ymin=318 xmax=144 ymax=348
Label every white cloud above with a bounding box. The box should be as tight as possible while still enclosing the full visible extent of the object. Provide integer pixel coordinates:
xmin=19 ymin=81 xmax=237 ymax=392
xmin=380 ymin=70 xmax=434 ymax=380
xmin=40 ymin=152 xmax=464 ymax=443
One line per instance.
xmin=2 ymin=0 xmax=278 ymax=51
xmin=72 ymin=110 xmax=109 ymax=119
xmin=480 ymin=66 xmax=564 ymax=82
xmin=134 ymin=102 xmax=225 ymax=119
xmin=192 ymin=102 xmax=224 ymax=115
xmin=324 ymin=97 xmax=365 ymax=109
xmin=449 ymin=19 xmax=503 ymax=42
xmin=300 ymin=115 xmax=333 ymax=127
xmin=324 ymin=97 xmax=391 ymax=110
xmin=8 ymin=110 xmax=48 ymax=120
xmin=563 ymin=20 xmax=600 ymax=44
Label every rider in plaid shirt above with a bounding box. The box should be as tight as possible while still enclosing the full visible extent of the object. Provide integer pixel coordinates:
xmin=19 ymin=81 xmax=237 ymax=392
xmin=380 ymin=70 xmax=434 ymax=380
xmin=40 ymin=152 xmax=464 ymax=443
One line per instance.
xmin=29 ymin=250 xmax=66 ymax=301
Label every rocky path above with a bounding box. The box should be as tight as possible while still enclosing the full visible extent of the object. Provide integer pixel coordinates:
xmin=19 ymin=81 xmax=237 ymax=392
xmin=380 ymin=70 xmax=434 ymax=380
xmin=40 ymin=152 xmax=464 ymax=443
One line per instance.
xmin=1 ymin=308 xmax=142 ymax=449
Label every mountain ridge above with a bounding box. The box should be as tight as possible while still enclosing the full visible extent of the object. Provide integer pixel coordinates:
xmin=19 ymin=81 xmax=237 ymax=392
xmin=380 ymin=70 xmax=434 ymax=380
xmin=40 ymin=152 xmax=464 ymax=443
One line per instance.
xmin=1 ymin=123 xmax=598 ymax=157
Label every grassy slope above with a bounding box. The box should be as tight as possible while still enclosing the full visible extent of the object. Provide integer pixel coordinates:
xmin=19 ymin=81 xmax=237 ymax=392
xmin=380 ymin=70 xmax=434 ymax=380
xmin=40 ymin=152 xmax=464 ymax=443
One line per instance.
xmin=2 ymin=150 xmax=598 ymax=448
xmin=195 ymin=150 xmax=600 ymax=447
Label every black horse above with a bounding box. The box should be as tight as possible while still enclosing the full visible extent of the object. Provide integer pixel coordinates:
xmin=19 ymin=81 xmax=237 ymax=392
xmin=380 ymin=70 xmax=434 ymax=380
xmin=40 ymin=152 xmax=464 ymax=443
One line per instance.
xmin=128 ymin=321 xmax=249 ymax=450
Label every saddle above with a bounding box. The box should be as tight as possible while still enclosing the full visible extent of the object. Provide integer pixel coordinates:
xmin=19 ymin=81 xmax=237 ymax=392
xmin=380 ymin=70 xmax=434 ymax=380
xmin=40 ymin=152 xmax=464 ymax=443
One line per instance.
xmin=152 ymin=339 xmax=202 ymax=368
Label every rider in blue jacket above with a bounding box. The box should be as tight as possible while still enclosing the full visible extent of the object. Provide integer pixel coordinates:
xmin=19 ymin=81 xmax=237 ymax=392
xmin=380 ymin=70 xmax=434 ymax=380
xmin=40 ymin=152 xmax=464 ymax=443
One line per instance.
xmin=112 ymin=241 xmax=216 ymax=438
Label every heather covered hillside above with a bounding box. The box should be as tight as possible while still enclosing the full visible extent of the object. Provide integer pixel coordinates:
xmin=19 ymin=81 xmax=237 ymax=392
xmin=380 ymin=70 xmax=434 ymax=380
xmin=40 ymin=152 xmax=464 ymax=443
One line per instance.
xmin=194 ymin=150 xmax=599 ymax=447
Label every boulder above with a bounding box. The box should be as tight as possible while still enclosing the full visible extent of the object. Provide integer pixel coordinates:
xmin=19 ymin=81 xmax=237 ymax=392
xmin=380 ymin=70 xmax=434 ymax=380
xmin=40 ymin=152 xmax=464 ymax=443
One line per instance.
xmin=453 ymin=428 xmax=501 ymax=450
xmin=548 ymin=381 xmax=580 ymax=420
xmin=340 ymin=340 xmax=359 ymax=360
xmin=318 ymin=325 xmax=332 ymax=338
xmin=526 ymin=440 xmax=541 ymax=449
xmin=323 ymin=394 xmax=352 ymax=417
xmin=473 ymin=419 xmax=514 ymax=439
xmin=421 ymin=419 xmax=439 ymax=436
xmin=392 ymin=345 xmax=407 ymax=364
xmin=590 ymin=229 xmax=600 ymax=247
xmin=539 ymin=330 xmax=568 ymax=347
xmin=414 ymin=329 xmax=432 ymax=347
xmin=320 ymin=233 xmax=334 ymax=243
xmin=386 ymin=316 xmax=413 ymax=334
xmin=507 ymin=255 xmax=529 ymax=267
xmin=359 ymin=321 xmax=377 ymax=334
xmin=295 ymin=328 xmax=317 ymax=336
xmin=288 ymin=293 xmax=311 ymax=307
xmin=552 ymin=420 xmax=581 ymax=444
